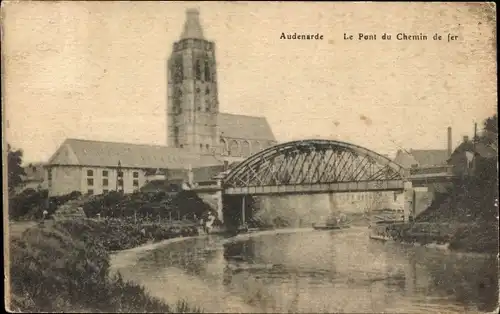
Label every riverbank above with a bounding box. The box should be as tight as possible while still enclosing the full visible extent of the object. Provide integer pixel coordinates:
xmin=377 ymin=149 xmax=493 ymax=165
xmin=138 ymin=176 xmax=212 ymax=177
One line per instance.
xmin=7 ymin=219 xmax=202 ymax=313
xmin=375 ymin=221 xmax=498 ymax=255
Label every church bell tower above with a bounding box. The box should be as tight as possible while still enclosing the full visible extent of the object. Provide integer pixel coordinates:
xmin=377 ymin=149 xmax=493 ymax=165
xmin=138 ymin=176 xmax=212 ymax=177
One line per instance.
xmin=167 ymin=9 xmax=220 ymax=153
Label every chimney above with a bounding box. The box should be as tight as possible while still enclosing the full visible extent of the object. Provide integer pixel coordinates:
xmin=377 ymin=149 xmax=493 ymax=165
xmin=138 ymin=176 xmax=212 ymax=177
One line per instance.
xmin=463 ymin=135 xmax=469 ymax=143
xmin=447 ymin=127 xmax=452 ymax=156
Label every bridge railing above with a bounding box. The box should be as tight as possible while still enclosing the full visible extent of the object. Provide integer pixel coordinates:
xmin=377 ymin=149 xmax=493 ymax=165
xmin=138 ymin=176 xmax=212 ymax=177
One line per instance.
xmin=409 ymin=165 xmax=453 ymax=176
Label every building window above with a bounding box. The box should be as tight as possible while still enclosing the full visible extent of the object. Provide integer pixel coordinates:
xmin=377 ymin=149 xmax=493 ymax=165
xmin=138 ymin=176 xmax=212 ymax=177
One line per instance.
xmin=133 ymin=179 xmax=139 ymax=187
xmin=103 ymin=178 xmax=108 ymax=186
xmin=87 ymin=169 xmax=93 ymax=176
xmin=206 ymin=144 xmax=210 ymax=150
xmin=200 ymin=143 xmax=203 ymax=150
xmin=133 ymin=171 xmax=139 ymax=178
xmin=88 ymin=189 xmax=94 ymax=195
xmin=47 ymin=169 xmax=53 ymax=187
xmin=204 ymin=58 xmax=211 ymax=82
xmin=87 ymin=178 xmax=94 ymax=186
xmin=205 ymin=86 xmax=210 ymax=95
xmin=195 ymin=59 xmax=201 ymax=80
xmin=103 ymin=189 xmax=109 ymax=194
xmin=174 ymin=126 xmax=180 ymax=147
xmin=102 ymin=170 xmax=108 ymax=177
xmin=117 ymin=179 xmax=124 ymax=186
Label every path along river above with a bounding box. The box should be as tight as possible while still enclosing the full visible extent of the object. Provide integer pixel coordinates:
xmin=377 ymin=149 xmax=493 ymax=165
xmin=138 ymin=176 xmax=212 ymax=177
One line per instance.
xmin=110 ymin=227 xmax=498 ymax=313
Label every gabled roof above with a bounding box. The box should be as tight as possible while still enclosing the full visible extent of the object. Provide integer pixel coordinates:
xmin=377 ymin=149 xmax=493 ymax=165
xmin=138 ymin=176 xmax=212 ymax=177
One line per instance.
xmin=393 ymin=150 xmax=419 ymax=168
xmin=450 ymin=141 xmax=497 ymax=159
xmin=218 ymin=113 xmax=276 ymax=142
xmin=192 ymin=165 xmax=226 ymax=182
xmin=409 ymin=149 xmax=450 ymax=167
xmin=47 ymin=138 xmax=222 ymax=169
xmin=22 ymin=162 xmax=45 ymax=182
xmin=393 ymin=149 xmax=449 ymax=168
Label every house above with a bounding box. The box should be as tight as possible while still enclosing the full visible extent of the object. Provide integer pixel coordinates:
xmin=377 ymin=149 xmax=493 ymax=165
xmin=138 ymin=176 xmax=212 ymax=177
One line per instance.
xmin=393 ymin=127 xmax=453 ymax=173
xmin=447 ymin=135 xmax=497 ymax=178
xmin=14 ymin=162 xmax=47 ymax=194
xmin=394 ymin=149 xmax=450 ymax=169
xmin=45 ymin=138 xmax=224 ymax=196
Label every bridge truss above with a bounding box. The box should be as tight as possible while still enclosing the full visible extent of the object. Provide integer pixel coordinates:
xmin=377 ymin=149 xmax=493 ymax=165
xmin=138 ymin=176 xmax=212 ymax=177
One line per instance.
xmin=223 ymin=140 xmax=409 ymax=195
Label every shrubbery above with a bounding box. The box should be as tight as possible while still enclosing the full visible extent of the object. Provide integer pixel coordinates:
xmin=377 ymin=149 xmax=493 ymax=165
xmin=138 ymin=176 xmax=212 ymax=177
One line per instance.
xmin=9 ymin=190 xmax=83 ymax=221
xmin=82 ymin=190 xmax=215 ymax=222
xmin=8 ymin=219 xmax=201 ymax=313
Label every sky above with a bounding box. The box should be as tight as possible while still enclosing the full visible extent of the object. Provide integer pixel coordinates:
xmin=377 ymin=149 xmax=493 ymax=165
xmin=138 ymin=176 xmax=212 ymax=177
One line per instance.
xmin=3 ymin=2 xmax=497 ymax=163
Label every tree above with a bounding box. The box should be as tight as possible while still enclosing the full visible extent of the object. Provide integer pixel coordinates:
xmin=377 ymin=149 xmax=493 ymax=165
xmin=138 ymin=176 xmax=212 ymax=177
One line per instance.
xmin=480 ymin=113 xmax=498 ymax=148
xmin=7 ymin=144 xmax=26 ymax=193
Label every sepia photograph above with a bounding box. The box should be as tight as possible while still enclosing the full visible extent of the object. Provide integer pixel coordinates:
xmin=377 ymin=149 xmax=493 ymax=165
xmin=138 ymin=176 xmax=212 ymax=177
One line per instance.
xmin=2 ymin=1 xmax=498 ymax=313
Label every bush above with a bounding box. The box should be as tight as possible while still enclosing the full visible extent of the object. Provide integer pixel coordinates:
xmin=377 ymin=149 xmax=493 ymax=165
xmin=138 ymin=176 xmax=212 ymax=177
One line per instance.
xmin=8 ymin=189 xmax=48 ymax=220
xmin=8 ymin=219 xmax=202 ymax=313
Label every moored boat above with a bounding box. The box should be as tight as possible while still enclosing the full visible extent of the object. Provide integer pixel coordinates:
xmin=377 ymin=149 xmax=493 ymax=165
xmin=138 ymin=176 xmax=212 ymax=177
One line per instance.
xmin=313 ymin=214 xmax=351 ymax=230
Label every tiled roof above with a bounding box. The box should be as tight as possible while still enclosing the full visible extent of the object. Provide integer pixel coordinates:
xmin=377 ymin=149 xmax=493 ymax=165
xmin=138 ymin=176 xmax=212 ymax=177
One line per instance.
xmin=22 ymin=162 xmax=45 ymax=182
xmin=192 ymin=165 xmax=226 ymax=182
xmin=450 ymin=141 xmax=497 ymax=159
xmin=393 ymin=150 xmax=419 ymax=168
xmin=218 ymin=113 xmax=276 ymax=141
xmin=48 ymin=138 xmax=222 ymax=169
xmin=393 ymin=149 xmax=450 ymax=168
xmin=409 ymin=149 xmax=450 ymax=167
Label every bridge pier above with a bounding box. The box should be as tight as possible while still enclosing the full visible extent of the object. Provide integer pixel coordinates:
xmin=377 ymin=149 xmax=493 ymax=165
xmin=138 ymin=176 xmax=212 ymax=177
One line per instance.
xmin=241 ymin=195 xmax=246 ymax=225
xmin=403 ymin=181 xmax=414 ymax=222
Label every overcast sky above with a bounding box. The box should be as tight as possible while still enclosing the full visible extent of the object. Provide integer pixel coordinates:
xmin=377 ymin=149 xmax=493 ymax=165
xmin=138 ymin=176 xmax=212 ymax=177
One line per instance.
xmin=3 ymin=2 xmax=496 ymax=163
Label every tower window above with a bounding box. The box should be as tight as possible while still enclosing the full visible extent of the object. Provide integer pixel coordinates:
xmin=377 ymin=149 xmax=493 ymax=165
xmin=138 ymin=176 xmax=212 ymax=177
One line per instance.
xmin=195 ymin=59 xmax=201 ymax=80
xmin=204 ymin=58 xmax=211 ymax=82
xmin=174 ymin=55 xmax=183 ymax=83
xmin=174 ymin=89 xmax=182 ymax=115
xmin=205 ymin=87 xmax=210 ymax=95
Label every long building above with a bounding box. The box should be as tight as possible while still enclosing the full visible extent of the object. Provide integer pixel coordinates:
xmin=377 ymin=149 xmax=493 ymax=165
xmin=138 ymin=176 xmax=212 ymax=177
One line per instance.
xmin=44 ymin=9 xmax=276 ymax=196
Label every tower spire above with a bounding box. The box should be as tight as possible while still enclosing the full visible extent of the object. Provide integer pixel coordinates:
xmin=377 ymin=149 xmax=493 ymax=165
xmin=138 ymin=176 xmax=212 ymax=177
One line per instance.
xmin=180 ymin=8 xmax=205 ymax=40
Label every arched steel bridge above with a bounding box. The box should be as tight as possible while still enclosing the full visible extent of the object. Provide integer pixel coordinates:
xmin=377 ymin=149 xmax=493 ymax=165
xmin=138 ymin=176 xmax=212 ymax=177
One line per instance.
xmin=222 ymin=139 xmax=412 ymax=196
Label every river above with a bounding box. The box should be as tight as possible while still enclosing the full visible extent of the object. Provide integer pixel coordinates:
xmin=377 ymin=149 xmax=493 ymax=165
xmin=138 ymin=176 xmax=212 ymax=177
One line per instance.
xmin=110 ymin=227 xmax=498 ymax=313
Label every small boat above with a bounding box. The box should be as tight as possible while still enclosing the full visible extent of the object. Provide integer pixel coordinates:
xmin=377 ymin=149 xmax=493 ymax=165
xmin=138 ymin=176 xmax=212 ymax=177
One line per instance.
xmin=369 ymin=233 xmax=390 ymax=241
xmin=313 ymin=214 xmax=351 ymax=230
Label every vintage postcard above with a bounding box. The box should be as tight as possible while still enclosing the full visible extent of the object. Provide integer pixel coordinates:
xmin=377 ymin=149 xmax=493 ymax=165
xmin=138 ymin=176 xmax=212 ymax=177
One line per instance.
xmin=3 ymin=1 xmax=498 ymax=313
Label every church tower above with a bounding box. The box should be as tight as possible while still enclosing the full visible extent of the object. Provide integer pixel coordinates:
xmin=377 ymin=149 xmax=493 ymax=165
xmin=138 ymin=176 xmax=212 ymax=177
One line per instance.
xmin=167 ymin=9 xmax=220 ymax=153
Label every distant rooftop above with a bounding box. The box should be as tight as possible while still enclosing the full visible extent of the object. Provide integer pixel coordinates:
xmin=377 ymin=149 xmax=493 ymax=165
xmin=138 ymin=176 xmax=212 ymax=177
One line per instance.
xmin=47 ymin=138 xmax=222 ymax=169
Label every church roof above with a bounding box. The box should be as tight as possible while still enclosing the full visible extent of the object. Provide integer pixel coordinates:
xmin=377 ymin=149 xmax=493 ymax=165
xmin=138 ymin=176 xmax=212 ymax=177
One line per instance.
xmin=218 ymin=113 xmax=276 ymax=142
xmin=47 ymin=138 xmax=222 ymax=169
xmin=180 ymin=8 xmax=205 ymax=40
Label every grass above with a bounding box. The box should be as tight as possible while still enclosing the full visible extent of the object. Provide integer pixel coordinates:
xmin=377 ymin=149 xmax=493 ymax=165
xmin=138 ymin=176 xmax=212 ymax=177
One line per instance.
xmin=7 ymin=219 xmax=203 ymax=313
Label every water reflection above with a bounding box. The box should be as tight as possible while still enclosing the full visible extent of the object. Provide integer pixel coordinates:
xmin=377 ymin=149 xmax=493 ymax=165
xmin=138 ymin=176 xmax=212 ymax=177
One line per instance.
xmin=115 ymin=228 xmax=498 ymax=313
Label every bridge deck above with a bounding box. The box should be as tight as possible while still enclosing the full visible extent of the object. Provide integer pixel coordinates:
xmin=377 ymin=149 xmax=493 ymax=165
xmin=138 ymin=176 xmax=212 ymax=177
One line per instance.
xmin=187 ymin=172 xmax=457 ymax=195
xmin=224 ymin=180 xmax=405 ymax=196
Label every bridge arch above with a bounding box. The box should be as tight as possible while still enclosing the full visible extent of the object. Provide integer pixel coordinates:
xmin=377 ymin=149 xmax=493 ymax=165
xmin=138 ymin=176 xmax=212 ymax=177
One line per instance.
xmin=223 ymin=139 xmax=409 ymax=190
